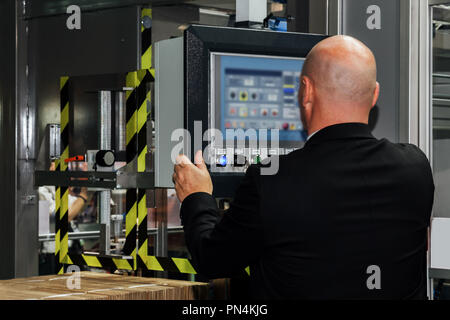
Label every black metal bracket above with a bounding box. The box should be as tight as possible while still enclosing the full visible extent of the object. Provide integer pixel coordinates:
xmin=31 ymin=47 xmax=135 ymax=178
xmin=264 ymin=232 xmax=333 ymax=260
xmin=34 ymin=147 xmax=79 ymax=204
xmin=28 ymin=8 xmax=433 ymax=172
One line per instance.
xmin=34 ymin=170 xmax=155 ymax=189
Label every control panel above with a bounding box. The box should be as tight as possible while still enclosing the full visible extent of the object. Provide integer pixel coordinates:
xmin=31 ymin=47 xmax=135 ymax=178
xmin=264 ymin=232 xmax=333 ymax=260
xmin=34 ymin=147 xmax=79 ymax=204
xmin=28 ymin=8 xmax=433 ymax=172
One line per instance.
xmin=155 ymin=25 xmax=327 ymax=197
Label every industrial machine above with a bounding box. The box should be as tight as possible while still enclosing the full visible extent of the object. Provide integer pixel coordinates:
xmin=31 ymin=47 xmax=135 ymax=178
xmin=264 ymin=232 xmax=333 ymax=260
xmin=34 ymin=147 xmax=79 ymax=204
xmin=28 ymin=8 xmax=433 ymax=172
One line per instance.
xmin=155 ymin=25 xmax=326 ymax=197
xmin=32 ymin=23 xmax=326 ymax=275
xmin=1 ymin=0 xmax=443 ymax=302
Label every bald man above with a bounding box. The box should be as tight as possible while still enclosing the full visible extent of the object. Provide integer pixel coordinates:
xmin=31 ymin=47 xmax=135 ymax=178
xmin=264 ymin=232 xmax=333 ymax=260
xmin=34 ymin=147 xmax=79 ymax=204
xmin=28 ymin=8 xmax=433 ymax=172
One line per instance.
xmin=174 ymin=36 xmax=434 ymax=299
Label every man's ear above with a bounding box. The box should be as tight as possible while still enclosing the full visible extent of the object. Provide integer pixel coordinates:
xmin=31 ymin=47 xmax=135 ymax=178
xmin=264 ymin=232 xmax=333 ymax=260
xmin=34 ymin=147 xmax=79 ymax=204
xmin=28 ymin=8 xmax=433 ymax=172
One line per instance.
xmin=300 ymin=75 xmax=314 ymax=109
xmin=371 ymin=82 xmax=380 ymax=108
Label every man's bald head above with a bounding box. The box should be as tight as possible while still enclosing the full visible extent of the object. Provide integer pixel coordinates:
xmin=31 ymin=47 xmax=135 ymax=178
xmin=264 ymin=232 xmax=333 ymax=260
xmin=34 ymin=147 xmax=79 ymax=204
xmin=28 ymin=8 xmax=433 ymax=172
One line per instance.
xmin=302 ymin=35 xmax=377 ymax=106
xmin=298 ymin=35 xmax=379 ymax=134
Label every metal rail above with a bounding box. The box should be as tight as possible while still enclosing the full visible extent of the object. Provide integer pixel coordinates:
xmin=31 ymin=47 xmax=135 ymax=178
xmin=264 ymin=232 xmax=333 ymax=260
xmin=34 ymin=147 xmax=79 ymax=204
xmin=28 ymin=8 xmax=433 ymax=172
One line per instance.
xmin=38 ymin=226 xmax=184 ymax=242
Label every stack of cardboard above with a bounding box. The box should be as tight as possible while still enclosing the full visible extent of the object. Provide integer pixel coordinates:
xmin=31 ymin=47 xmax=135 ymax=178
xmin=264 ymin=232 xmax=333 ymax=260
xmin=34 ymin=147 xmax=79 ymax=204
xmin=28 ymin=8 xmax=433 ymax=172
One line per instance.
xmin=0 ymin=272 xmax=209 ymax=300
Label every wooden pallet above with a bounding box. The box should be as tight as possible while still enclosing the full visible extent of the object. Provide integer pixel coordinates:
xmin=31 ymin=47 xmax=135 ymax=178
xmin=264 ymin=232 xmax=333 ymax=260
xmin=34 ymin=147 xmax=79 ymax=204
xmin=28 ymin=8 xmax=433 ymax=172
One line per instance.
xmin=0 ymin=272 xmax=208 ymax=300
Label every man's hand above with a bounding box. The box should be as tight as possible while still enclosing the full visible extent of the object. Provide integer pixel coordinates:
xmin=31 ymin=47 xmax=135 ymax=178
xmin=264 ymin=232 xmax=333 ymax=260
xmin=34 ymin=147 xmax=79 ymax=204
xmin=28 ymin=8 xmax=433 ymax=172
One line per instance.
xmin=173 ymin=150 xmax=213 ymax=202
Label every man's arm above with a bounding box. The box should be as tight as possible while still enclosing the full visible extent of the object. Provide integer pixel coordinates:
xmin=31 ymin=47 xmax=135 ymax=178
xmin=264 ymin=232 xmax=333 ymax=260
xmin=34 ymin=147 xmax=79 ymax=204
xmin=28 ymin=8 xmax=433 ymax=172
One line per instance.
xmin=180 ymin=165 xmax=263 ymax=278
xmin=173 ymin=151 xmax=263 ymax=278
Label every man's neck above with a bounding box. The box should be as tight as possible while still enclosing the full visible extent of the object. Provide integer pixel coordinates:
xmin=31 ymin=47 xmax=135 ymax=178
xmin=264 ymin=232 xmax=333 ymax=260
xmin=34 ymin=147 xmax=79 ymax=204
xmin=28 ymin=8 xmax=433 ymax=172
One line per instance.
xmin=307 ymin=119 xmax=369 ymax=137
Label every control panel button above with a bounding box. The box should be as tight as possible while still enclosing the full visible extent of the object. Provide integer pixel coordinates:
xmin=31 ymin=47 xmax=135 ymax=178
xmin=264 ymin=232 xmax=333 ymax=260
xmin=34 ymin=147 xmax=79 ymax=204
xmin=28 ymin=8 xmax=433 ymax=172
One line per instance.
xmin=217 ymin=155 xmax=227 ymax=167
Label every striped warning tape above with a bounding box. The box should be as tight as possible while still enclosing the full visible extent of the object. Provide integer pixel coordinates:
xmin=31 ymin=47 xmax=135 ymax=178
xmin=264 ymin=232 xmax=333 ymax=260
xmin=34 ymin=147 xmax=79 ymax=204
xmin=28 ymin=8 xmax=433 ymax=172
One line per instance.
xmin=122 ymin=68 xmax=154 ymax=267
xmin=124 ymin=69 xmax=153 ymax=165
xmin=54 ymin=159 xmax=62 ymax=274
xmin=126 ymin=9 xmax=155 ymax=268
xmin=136 ymin=7 xmax=155 ymax=271
xmin=122 ymin=71 xmax=139 ymax=267
xmin=123 ymin=188 xmax=137 ymax=260
xmin=137 ymin=188 xmax=148 ymax=269
xmin=134 ymin=69 xmax=151 ymax=270
xmin=135 ymin=256 xmax=197 ymax=274
xmin=136 ymin=72 xmax=152 ymax=270
xmin=57 ymin=76 xmax=70 ymax=274
xmin=62 ymin=253 xmax=251 ymax=277
xmin=67 ymin=254 xmax=134 ymax=272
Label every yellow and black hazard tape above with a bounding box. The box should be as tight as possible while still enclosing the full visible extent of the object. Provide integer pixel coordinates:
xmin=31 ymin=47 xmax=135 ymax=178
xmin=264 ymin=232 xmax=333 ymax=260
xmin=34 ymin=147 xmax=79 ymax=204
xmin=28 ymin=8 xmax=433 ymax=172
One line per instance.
xmin=137 ymin=189 xmax=148 ymax=269
xmin=66 ymin=254 xmax=134 ymax=272
xmin=54 ymin=158 xmax=62 ymax=274
xmin=136 ymin=72 xmax=152 ymax=173
xmin=124 ymin=68 xmax=154 ymax=270
xmin=64 ymin=253 xmax=251 ymax=277
xmin=136 ymin=256 xmax=197 ymax=274
xmin=56 ymin=76 xmax=71 ymax=275
xmin=63 ymin=254 xmax=200 ymax=277
xmin=123 ymin=188 xmax=137 ymax=260
xmin=134 ymin=7 xmax=156 ymax=270
xmin=137 ymin=8 xmax=155 ymax=269
xmin=122 ymin=71 xmax=140 ymax=265
xmin=136 ymin=73 xmax=152 ymax=269
xmin=124 ymin=69 xmax=154 ymax=165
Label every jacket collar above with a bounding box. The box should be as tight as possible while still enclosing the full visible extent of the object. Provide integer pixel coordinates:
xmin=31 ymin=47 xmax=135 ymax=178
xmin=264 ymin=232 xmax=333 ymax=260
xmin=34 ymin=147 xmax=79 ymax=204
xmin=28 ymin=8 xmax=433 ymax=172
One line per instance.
xmin=304 ymin=123 xmax=375 ymax=148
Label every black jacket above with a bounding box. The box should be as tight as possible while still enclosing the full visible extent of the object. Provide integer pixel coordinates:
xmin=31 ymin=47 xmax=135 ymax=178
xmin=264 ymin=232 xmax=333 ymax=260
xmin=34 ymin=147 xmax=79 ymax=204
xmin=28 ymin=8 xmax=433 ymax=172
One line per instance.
xmin=181 ymin=123 xmax=434 ymax=299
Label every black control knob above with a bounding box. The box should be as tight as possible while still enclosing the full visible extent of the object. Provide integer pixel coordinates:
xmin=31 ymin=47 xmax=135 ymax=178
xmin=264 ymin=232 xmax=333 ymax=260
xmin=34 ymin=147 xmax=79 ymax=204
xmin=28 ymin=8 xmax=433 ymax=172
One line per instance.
xmin=96 ymin=150 xmax=115 ymax=167
xmin=233 ymin=154 xmax=247 ymax=167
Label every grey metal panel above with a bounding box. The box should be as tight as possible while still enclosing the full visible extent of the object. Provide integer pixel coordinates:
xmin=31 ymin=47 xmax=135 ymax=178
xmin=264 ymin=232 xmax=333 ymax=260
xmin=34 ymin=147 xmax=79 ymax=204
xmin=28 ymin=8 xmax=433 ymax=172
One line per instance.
xmin=398 ymin=0 xmax=412 ymax=144
xmin=286 ymin=0 xmax=309 ymax=32
xmin=29 ymin=6 xmax=139 ymax=77
xmin=30 ymin=6 xmax=140 ymax=145
xmin=309 ymin=0 xmax=328 ymax=35
xmin=430 ymin=267 xmax=450 ymax=280
xmin=0 ymin=0 xmax=17 ymax=280
xmin=15 ymin=161 xmax=39 ymax=277
xmin=155 ymin=37 xmax=184 ymax=188
xmin=328 ymin=0 xmax=342 ymax=35
xmin=430 ymin=0 xmax=450 ymax=6
xmin=434 ymin=106 xmax=450 ymax=119
xmin=342 ymin=0 xmax=401 ymax=142
xmin=70 ymin=74 xmax=124 ymax=156
xmin=151 ymin=6 xmax=200 ymax=44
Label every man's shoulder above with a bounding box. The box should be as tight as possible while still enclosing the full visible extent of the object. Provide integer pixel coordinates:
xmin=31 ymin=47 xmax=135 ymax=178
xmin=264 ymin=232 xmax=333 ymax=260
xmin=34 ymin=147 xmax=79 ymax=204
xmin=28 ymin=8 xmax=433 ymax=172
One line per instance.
xmin=385 ymin=140 xmax=430 ymax=164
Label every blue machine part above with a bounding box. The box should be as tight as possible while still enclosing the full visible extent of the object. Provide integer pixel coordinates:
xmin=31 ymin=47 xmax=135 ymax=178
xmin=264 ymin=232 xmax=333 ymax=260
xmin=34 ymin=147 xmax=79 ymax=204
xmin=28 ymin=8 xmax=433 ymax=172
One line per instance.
xmin=268 ymin=17 xmax=287 ymax=32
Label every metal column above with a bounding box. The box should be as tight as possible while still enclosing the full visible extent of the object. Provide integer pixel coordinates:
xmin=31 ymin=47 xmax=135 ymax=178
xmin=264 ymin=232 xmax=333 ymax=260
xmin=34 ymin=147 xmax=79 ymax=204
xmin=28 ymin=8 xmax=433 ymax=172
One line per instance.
xmin=16 ymin=0 xmax=39 ymax=277
xmin=99 ymin=90 xmax=112 ymax=255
